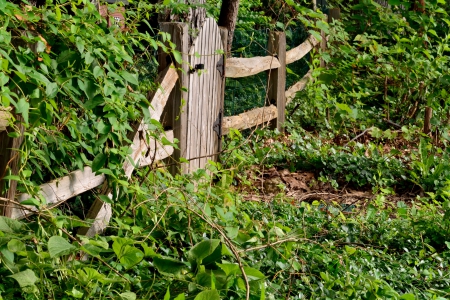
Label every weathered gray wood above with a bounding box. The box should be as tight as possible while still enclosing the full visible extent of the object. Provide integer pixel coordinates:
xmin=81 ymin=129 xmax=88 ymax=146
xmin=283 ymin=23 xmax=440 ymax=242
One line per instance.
xmin=11 ymin=168 xmax=106 ymax=220
xmin=267 ymin=32 xmax=286 ymax=131
xmin=139 ymin=130 xmax=175 ymax=167
xmin=222 ymin=105 xmax=278 ymax=134
xmin=0 ymin=108 xmax=12 ymax=132
xmin=222 ymin=71 xmax=312 ymax=134
xmin=215 ymin=27 xmax=227 ymax=159
xmin=159 ymin=22 xmax=190 ymax=174
xmin=285 ymin=71 xmax=312 ymax=104
xmin=285 ymin=35 xmax=320 ymax=65
xmin=186 ymin=18 xmax=224 ymax=172
xmin=328 ymin=7 xmax=341 ymax=23
xmin=225 ymin=56 xmax=281 ymax=78
xmin=80 ymin=65 xmax=177 ymax=236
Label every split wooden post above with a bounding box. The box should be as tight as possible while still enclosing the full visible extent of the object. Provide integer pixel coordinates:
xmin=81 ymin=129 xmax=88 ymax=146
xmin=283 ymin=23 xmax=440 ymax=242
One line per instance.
xmin=267 ymin=31 xmax=286 ymax=132
xmin=0 ymin=119 xmax=24 ymax=217
xmin=217 ymin=26 xmax=228 ymax=157
xmin=158 ymin=22 xmax=189 ymax=174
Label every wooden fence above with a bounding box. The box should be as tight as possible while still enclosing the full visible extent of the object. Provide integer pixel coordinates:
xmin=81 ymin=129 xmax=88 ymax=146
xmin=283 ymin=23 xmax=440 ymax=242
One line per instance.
xmin=3 ymin=15 xmax=322 ymax=236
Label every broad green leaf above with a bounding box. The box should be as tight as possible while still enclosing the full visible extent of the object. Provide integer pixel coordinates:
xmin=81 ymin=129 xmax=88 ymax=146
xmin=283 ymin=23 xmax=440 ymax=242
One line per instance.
xmin=92 ymin=153 xmax=107 ymax=172
xmin=174 ymin=293 xmax=186 ymax=300
xmin=189 ymin=239 xmax=220 ymax=263
xmin=119 ymin=246 xmax=144 ymax=269
xmin=8 ymin=239 xmax=25 ymax=253
xmin=194 ymin=289 xmax=220 ymax=300
xmin=121 ymin=71 xmax=138 ymax=85
xmin=153 ymin=256 xmax=186 ymax=275
xmin=8 ymin=269 xmax=38 ymax=288
xmin=345 ymin=245 xmax=356 ymax=256
xmin=172 ymin=50 xmax=182 ymax=64
xmin=217 ymin=263 xmax=240 ymax=276
xmin=93 ymin=66 xmax=103 ymax=79
xmin=120 ymin=292 xmax=137 ymax=300
xmin=243 ymin=267 xmax=265 ymax=281
xmin=164 ymin=287 xmax=170 ymax=300
xmin=46 ymin=82 xmax=58 ymax=98
xmin=48 ymin=236 xmax=77 ymax=258
xmin=16 ymin=98 xmax=29 ymax=124
xmin=0 ymin=217 xmax=23 ymax=233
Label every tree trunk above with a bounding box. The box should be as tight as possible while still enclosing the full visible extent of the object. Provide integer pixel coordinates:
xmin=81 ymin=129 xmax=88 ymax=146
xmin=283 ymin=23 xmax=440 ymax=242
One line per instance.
xmin=218 ymin=0 xmax=240 ymax=57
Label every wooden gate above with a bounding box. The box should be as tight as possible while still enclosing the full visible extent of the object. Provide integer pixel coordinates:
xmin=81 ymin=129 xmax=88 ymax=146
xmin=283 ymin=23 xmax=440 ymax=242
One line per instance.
xmin=186 ymin=18 xmax=225 ymax=172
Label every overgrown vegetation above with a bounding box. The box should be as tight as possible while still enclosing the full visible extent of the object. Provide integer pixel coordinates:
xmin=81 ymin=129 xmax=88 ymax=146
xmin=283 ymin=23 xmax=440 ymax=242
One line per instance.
xmin=1 ymin=0 xmax=450 ymax=299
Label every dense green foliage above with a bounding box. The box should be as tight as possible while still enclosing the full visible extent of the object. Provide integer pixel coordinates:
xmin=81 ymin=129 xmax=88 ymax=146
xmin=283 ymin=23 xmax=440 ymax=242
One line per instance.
xmin=1 ymin=0 xmax=450 ymax=299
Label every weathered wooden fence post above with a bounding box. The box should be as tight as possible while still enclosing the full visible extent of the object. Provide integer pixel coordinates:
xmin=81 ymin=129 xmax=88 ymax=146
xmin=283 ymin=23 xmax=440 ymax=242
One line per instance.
xmin=0 ymin=118 xmax=24 ymax=217
xmin=158 ymin=23 xmax=189 ymax=174
xmin=267 ymin=32 xmax=286 ymax=132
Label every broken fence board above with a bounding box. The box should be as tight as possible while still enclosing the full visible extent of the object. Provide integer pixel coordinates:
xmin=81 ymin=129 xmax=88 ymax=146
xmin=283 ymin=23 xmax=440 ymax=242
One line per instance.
xmin=225 ymin=56 xmax=281 ymax=78
xmin=81 ymin=64 xmax=177 ymax=236
xmin=11 ymin=167 xmax=106 ymax=220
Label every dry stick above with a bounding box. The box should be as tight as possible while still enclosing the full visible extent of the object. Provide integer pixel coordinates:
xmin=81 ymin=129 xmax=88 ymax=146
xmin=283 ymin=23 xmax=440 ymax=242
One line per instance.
xmin=239 ymin=237 xmax=308 ymax=253
xmin=384 ymin=76 xmax=389 ymax=121
xmin=344 ymin=127 xmax=373 ymax=146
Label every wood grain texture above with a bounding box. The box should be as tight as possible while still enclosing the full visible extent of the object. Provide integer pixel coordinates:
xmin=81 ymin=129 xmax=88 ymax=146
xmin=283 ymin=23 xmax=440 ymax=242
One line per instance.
xmin=159 ymin=22 xmax=190 ymax=175
xmin=222 ymin=71 xmax=313 ymax=135
xmin=187 ymin=18 xmax=223 ymax=172
xmin=222 ymin=105 xmax=277 ymax=134
xmin=268 ymin=32 xmax=286 ymax=131
xmin=285 ymin=71 xmax=313 ymax=104
xmin=11 ymin=168 xmax=106 ymax=220
xmin=225 ymin=56 xmax=281 ymax=78
xmin=285 ymin=35 xmax=319 ymax=65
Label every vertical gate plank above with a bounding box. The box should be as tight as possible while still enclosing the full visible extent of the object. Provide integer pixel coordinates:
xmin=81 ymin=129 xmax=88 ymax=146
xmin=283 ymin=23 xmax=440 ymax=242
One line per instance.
xmin=187 ymin=18 xmax=224 ymax=172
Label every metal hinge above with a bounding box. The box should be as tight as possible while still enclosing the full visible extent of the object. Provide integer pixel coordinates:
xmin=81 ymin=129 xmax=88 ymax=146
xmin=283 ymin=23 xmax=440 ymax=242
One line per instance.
xmin=213 ymin=109 xmax=223 ymax=153
xmin=216 ymin=56 xmax=225 ymax=78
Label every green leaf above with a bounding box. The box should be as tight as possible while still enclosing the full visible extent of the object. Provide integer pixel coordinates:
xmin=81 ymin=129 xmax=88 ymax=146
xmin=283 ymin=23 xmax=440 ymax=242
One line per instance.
xmin=164 ymin=287 xmax=170 ymax=300
xmin=98 ymin=194 xmax=113 ymax=204
xmin=8 ymin=269 xmax=38 ymax=288
xmin=172 ymin=50 xmax=182 ymax=64
xmin=20 ymin=198 xmax=41 ymax=207
xmin=48 ymin=236 xmax=77 ymax=258
xmin=0 ymin=217 xmax=23 ymax=233
xmin=119 ymin=246 xmax=144 ymax=269
xmin=174 ymin=293 xmax=186 ymax=300
xmin=8 ymin=239 xmax=26 ymax=253
xmin=153 ymin=256 xmax=186 ymax=275
xmin=92 ymin=153 xmax=107 ymax=172
xmin=194 ymin=290 xmax=220 ymax=300
xmin=120 ymin=292 xmax=137 ymax=300
xmin=345 ymin=245 xmax=356 ymax=256
xmin=55 ymin=5 xmax=61 ymax=21
xmin=46 ymin=82 xmax=58 ymax=98
xmin=16 ymin=98 xmax=29 ymax=124
xmin=189 ymin=239 xmax=220 ymax=263
xmin=217 ymin=263 xmax=240 ymax=276
xmin=399 ymin=294 xmax=415 ymax=300
xmin=93 ymin=66 xmax=103 ymax=79
xmin=121 ymin=71 xmax=138 ymax=85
